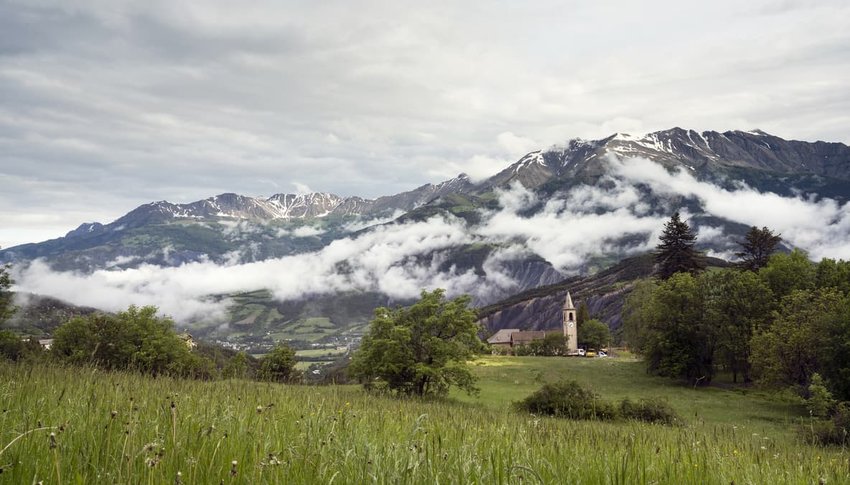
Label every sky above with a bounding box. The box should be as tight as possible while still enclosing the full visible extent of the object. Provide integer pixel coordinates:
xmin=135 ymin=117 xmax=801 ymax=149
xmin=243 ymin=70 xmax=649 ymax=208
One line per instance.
xmin=2 ymin=0 xmax=850 ymax=248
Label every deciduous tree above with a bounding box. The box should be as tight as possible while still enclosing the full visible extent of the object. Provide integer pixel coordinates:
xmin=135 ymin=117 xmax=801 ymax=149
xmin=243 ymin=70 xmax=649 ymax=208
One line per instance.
xmin=258 ymin=344 xmax=299 ymax=383
xmin=349 ymin=289 xmax=482 ymax=397
xmin=579 ymin=319 xmax=610 ymax=351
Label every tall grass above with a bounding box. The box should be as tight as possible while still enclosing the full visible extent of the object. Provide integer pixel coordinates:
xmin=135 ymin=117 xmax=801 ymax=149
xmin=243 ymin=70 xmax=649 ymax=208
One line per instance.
xmin=0 ymin=362 xmax=847 ymax=484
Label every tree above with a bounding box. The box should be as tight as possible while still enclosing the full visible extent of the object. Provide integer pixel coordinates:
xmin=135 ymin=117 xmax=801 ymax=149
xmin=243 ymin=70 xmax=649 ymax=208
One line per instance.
xmin=815 ymin=258 xmax=850 ymax=294
xmin=750 ymin=288 xmax=843 ymax=393
xmin=736 ymin=226 xmax=782 ymax=271
xmin=643 ymin=273 xmax=717 ymax=385
xmin=348 ymin=289 xmax=482 ymax=397
xmin=579 ymin=319 xmax=610 ymax=351
xmin=0 ymin=258 xmax=15 ymax=324
xmin=576 ymin=302 xmax=590 ymax=329
xmin=52 ymin=305 xmax=204 ymax=376
xmin=520 ymin=333 xmax=567 ymax=356
xmin=621 ymin=279 xmax=659 ymax=354
xmin=258 ymin=343 xmax=299 ymax=383
xmin=655 ymin=212 xmax=704 ymax=279
xmin=223 ymin=351 xmax=250 ymax=379
xmin=758 ymin=249 xmax=815 ymax=300
xmin=706 ymin=270 xmax=774 ymax=383
xmin=0 ymin=331 xmax=41 ymax=361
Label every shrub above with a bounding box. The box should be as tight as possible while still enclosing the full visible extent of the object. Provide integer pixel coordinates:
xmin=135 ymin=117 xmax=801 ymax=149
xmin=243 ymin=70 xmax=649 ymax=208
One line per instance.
xmin=802 ymin=402 xmax=850 ymax=446
xmin=619 ymin=398 xmax=683 ymax=425
xmin=259 ymin=343 xmax=300 ymax=383
xmin=0 ymin=331 xmax=42 ymax=361
xmin=807 ymin=373 xmax=836 ymax=417
xmin=515 ymin=380 xmax=616 ymax=420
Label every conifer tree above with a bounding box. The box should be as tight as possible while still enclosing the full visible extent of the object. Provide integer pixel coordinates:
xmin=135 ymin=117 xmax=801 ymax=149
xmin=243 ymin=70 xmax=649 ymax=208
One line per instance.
xmin=736 ymin=226 xmax=782 ymax=271
xmin=655 ymin=212 xmax=704 ymax=279
xmin=576 ymin=301 xmax=590 ymax=330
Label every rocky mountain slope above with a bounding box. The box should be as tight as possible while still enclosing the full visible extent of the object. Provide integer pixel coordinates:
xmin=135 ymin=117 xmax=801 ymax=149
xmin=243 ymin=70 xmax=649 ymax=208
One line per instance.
xmin=477 ymin=254 xmax=731 ymax=338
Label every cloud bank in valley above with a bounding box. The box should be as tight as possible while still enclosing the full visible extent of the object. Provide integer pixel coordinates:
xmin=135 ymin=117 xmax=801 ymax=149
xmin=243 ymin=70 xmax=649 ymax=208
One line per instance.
xmin=13 ymin=155 xmax=850 ymax=323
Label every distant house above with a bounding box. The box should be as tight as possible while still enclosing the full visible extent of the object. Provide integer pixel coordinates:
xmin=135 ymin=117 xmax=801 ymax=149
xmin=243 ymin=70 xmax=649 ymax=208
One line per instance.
xmin=485 ymin=291 xmax=579 ymax=355
xmin=38 ymin=339 xmax=54 ymax=350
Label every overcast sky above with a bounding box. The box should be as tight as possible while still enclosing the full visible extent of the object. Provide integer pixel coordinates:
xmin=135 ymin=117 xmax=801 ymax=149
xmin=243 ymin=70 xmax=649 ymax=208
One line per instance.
xmin=2 ymin=0 xmax=849 ymax=248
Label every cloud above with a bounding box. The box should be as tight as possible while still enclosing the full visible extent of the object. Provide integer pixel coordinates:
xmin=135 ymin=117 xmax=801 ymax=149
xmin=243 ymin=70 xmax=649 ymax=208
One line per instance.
xmin=3 ymin=0 xmax=849 ymax=247
xmin=497 ymin=132 xmax=538 ymax=157
xmin=292 ymin=182 xmax=314 ymax=195
xmin=609 ymin=155 xmax=850 ymax=259
xmin=11 ymin=153 xmax=850 ymax=325
xmin=291 ymin=226 xmax=324 ymax=237
xmin=12 ymin=215 xmax=487 ymax=322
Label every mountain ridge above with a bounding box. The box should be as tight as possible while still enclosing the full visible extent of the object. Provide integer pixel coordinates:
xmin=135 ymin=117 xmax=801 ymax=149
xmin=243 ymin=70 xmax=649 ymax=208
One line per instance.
xmin=5 ymin=127 xmax=850 ymax=345
xmin=14 ymin=128 xmax=850 ymax=249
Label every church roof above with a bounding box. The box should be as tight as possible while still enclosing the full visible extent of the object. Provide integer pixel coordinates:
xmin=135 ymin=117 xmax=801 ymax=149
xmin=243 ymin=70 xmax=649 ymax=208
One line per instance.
xmin=563 ymin=291 xmax=575 ymax=310
xmin=487 ymin=329 xmax=520 ymax=345
xmin=511 ymin=330 xmax=562 ymax=345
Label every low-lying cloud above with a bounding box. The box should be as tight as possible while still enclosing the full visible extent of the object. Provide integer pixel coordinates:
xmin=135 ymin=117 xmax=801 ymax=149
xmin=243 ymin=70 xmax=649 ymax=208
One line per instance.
xmin=12 ymin=155 xmax=850 ymax=323
xmin=610 ymin=156 xmax=850 ymax=260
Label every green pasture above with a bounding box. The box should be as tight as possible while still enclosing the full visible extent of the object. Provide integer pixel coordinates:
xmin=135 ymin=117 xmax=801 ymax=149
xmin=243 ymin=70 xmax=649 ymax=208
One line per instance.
xmin=0 ymin=357 xmax=845 ymax=484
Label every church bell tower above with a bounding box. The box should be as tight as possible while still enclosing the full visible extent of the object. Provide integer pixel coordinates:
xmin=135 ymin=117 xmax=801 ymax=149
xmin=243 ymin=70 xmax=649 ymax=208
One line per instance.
xmin=562 ymin=291 xmax=578 ymax=354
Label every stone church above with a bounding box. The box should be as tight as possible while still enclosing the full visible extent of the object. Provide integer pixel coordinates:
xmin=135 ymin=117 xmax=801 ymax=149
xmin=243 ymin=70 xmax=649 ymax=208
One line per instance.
xmin=486 ymin=292 xmax=579 ymax=354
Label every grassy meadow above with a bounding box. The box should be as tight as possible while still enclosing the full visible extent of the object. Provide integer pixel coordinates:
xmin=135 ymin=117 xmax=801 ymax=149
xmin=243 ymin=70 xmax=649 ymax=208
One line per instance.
xmin=1 ymin=357 xmax=848 ymax=484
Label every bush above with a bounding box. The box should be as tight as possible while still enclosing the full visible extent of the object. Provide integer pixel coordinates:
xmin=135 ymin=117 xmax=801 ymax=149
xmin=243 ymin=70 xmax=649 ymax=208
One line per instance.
xmin=515 ymin=380 xmax=616 ymax=420
xmin=807 ymin=373 xmax=836 ymax=417
xmin=802 ymin=402 xmax=850 ymax=446
xmin=619 ymin=398 xmax=683 ymax=425
xmin=51 ymin=306 xmax=214 ymax=378
xmin=259 ymin=343 xmax=300 ymax=383
xmin=0 ymin=331 xmax=42 ymax=361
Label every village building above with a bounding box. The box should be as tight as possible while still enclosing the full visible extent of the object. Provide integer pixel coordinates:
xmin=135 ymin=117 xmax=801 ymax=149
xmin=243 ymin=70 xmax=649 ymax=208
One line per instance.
xmin=486 ymin=291 xmax=579 ymax=354
xmin=179 ymin=332 xmax=197 ymax=350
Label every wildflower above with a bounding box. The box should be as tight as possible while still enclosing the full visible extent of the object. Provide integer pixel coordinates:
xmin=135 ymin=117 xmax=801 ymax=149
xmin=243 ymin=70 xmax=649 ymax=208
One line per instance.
xmin=175 ymin=471 xmax=183 ymax=485
xmin=230 ymin=460 xmax=238 ymax=477
xmin=48 ymin=433 xmax=57 ymax=450
xmin=111 ymin=410 xmax=118 ymax=419
xmin=256 ymin=406 xmax=264 ymax=414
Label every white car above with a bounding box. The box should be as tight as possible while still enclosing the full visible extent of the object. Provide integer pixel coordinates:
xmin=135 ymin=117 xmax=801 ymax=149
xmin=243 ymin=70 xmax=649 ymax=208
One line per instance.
xmin=577 ymin=349 xmax=586 ymax=356
xmin=597 ymin=351 xmax=608 ymax=358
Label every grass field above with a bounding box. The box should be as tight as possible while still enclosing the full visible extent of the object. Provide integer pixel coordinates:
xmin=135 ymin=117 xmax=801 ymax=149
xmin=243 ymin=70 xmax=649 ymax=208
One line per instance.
xmin=0 ymin=357 xmax=847 ymax=484
xmin=456 ymin=356 xmax=803 ymax=437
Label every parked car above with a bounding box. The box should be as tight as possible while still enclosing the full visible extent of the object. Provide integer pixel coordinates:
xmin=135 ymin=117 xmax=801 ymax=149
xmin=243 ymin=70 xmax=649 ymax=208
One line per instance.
xmin=577 ymin=348 xmax=586 ymax=356
xmin=597 ymin=351 xmax=608 ymax=358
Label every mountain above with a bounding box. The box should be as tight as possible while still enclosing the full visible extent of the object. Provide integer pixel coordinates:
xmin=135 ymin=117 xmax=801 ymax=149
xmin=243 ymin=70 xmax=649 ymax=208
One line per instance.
xmin=4 ymin=128 xmax=850 ymax=343
xmin=478 ymin=128 xmax=850 ymax=199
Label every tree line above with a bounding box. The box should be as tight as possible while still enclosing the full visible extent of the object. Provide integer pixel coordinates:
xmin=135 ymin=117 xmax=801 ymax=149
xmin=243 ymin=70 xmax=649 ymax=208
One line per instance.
xmin=625 ymin=214 xmax=850 ymax=409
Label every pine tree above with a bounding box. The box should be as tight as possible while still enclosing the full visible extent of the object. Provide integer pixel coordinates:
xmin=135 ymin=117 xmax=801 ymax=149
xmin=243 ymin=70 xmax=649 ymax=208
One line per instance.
xmin=655 ymin=212 xmax=704 ymax=279
xmin=736 ymin=226 xmax=782 ymax=271
xmin=576 ymin=301 xmax=590 ymax=330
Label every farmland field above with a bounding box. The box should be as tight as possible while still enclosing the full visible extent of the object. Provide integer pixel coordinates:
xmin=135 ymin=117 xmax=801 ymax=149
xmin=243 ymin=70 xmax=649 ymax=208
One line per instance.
xmin=0 ymin=357 xmax=846 ymax=484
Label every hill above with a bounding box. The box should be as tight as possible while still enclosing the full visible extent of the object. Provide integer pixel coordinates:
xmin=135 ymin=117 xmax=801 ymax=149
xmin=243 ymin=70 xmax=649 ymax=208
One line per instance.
xmin=477 ymin=253 xmax=731 ymax=335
